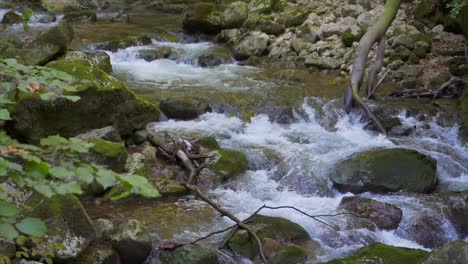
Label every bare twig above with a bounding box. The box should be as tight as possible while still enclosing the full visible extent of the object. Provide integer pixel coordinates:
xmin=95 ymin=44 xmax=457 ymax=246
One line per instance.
xmin=368 ymin=69 xmax=390 ymax=98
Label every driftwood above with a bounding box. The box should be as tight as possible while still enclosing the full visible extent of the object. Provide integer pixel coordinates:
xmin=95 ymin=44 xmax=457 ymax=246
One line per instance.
xmin=389 ymin=77 xmax=464 ymax=99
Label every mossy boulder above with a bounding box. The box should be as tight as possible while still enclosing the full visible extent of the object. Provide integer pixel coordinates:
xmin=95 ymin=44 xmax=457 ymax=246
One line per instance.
xmin=8 ymin=59 xmax=160 ymax=143
xmin=227 ymin=215 xmax=311 ymax=261
xmin=159 ymin=97 xmax=212 ymax=120
xmin=63 ymin=50 xmax=112 ymax=73
xmin=26 ymin=193 xmax=96 ymax=260
xmin=341 ymin=27 xmax=364 ymax=47
xmin=19 ymin=21 xmax=74 ymax=65
xmin=331 ymin=148 xmax=438 ymax=193
xmin=422 ymin=240 xmax=468 ymax=264
xmin=233 ymin=31 xmax=269 ymax=60
xmin=183 ymin=3 xmax=224 ymax=34
xmin=209 ymin=149 xmax=248 ymax=180
xmin=221 ymin=1 xmax=249 ymax=29
xmin=325 ymin=243 xmax=428 ymax=264
xmin=167 ymin=244 xmax=221 ymax=264
xmin=1 ymin=11 xmax=22 ymax=24
xmin=195 ymin=136 xmax=221 ymax=150
xmin=111 ymin=219 xmax=152 ymax=263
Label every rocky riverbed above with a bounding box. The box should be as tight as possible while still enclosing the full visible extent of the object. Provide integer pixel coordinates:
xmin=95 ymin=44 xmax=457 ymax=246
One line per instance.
xmin=0 ymin=0 xmax=467 ymax=263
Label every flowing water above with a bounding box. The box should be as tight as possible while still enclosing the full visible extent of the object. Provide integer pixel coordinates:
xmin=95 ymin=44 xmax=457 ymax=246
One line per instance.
xmin=99 ymin=39 xmax=468 ymax=262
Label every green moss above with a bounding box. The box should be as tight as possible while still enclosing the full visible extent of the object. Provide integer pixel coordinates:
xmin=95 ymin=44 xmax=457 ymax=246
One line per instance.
xmin=168 ymin=245 xmax=219 ymax=264
xmin=248 ymin=0 xmax=284 ymax=14
xmin=8 ymin=59 xmax=160 ymax=143
xmin=325 ymin=243 xmax=428 ymax=264
xmin=411 ymin=33 xmax=432 ymax=46
xmin=195 ymin=137 xmax=221 ymax=150
xmin=90 ymin=139 xmax=127 ymax=157
xmin=209 ymin=149 xmax=248 ymax=180
xmin=272 ymin=244 xmax=307 ymax=264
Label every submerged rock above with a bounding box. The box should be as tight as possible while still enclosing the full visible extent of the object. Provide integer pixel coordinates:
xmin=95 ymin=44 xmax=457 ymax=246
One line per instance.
xmin=325 ymin=243 xmax=428 ymax=264
xmin=331 ymin=148 xmax=438 ymax=193
xmin=339 ymin=196 xmax=402 ymax=230
xmin=398 ymin=216 xmax=449 ymax=249
xmin=8 ymin=59 xmax=160 ymax=143
xmin=422 ymin=240 xmax=468 ymax=264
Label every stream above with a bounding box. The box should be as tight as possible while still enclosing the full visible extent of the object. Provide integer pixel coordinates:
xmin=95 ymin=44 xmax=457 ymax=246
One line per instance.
xmin=97 ymin=37 xmax=467 ymax=262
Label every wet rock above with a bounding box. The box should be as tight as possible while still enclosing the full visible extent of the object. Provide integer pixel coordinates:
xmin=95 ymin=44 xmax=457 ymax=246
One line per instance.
xmin=76 ymin=126 xmax=121 ymax=142
xmin=271 ymin=244 xmax=308 ymax=264
xmin=221 ymin=1 xmax=248 ymax=29
xmin=243 ymin=13 xmax=285 ymax=36
xmin=63 ymin=10 xmax=97 ymax=23
xmin=233 ymin=31 xmax=269 ymax=60
xmin=392 ymin=34 xmax=415 ymax=50
xmin=72 ymin=246 xmax=119 ymax=264
xmin=41 ymin=0 xmax=96 ymax=12
xmin=442 ymin=196 xmax=468 ymax=238
xmin=166 ymin=244 xmax=222 ymax=264
xmin=197 ymin=48 xmax=232 ymax=67
xmin=183 ymin=3 xmax=224 ymax=34
xmin=399 ymin=216 xmax=449 ymax=249
xmin=339 ymin=196 xmax=402 ymax=230
xmin=95 ymin=32 xmax=177 ymax=52
xmin=227 ymin=215 xmax=312 ymax=260
xmin=414 ymin=41 xmax=431 ymax=58
xmin=160 ymin=97 xmax=211 ymax=120
xmin=137 ymin=47 xmax=175 ymax=61
xmin=331 ymin=148 xmax=438 ymax=194
xmin=26 ymin=194 xmax=96 ymax=261
xmin=209 ymin=149 xmax=248 ymax=180
xmin=422 ymin=240 xmax=468 ymax=264
xmin=0 ymin=238 xmax=15 ymax=258
xmin=93 ymin=218 xmax=114 ymax=240
xmin=63 ymin=50 xmax=112 ymax=73
xmin=325 ymin=243 xmax=428 ymax=264
xmin=111 ymin=219 xmax=152 ymax=263
xmin=38 ymin=13 xmax=57 ymax=23
xmin=8 ymin=59 xmax=160 ymax=143
xmin=194 ymin=136 xmax=221 ymax=150
xmin=1 ymin=11 xmax=21 ymax=24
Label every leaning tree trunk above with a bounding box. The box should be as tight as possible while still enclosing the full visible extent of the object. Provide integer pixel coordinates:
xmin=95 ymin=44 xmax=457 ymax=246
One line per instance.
xmin=344 ymin=0 xmax=401 ymax=134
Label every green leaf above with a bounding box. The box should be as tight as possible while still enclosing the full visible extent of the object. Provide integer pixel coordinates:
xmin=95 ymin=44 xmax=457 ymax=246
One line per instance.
xmin=49 ymin=166 xmax=74 ymax=179
xmin=119 ymin=174 xmax=160 ymax=198
xmin=62 ymin=95 xmax=80 ymax=102
xmin=39 ymin=92 xmax=56 ymax=101
xmin=24 ymin=160 xmax=50 ymax=180
xmin=56 ymin=182 xmax=82 ymax=195
xmin=0 ymin=201 xmax=17 ymax=217
xmin=50 ymin=80 xmax=77 ymax=92
xmin=32 ymin=183 xmax=54 ymax=198
xmin=10 ymin=172 xmax=25 ymax=188
xmin=15 ymin=217 xmax=47 ymax=237
xmin=0 ymin=158 xmax=8 ymax=177
xmin=3 ymin=58 xmax=18 ymax=67
xmin=68 ymin=138 xmax=92 ymax=153
xmin=0 ymin=223 xmax=19 ymax=240
xmin=0 ymin=109 xmax=11 ymax=120
xmin=76 ymin=166 xmax=94 ymax=184
xmin=0 ymin=95 xmax=14 ymax=105
xmin=96 ymin=169 xmax=117 ymax=189
xmin=52 ymin=70 xmax=73 ymax=82
xmin=40 ymin=135 xmax=68 ymax=148
xmin=110 ymin=191 xmax=131 ymax=201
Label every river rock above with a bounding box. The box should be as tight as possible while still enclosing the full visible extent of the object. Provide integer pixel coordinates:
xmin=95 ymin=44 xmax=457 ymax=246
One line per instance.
xmin=0 ymin=238 xmax=15 ymax=258
xmin=111 ymin=219 xmax=152 ymax=263
xmin=160 ymin=97 xmax=211 ymax=120
xmin=41 ymin=0 xmax=96 ymax=12
xmin=166 ymin=244 xmax=222 ymax=264
xmin=1 ymin=11 xmax=21 ymax=24
xmin=63 ymin=10 xmax=97 ymax=23
xmin=227 ymin=215 xmax=313 ymax=262
xmin=76 ymin=126 xmax=121 ymax=142
xmin=216 ymin=29 xmax=243 ymax=45
xmin=339 ymin=196 xmax=402 ymax=230
xmin=8 ymin=59 xmax=160 ymax=143
xmin=248 ymin=0 xmax=284 ymax=14
xmin=398 ymin=215 xmax=449 ymax=249
xmin=71 ymin=246 xmax=119 ymax=264
xmin=233 ymin=31 xmax=269 ymax=60
xmin=137 ymin=47 xmax=175 ymax=61
xmin=95 ymin=32 xmax=177 ymax=52
xmin=183 ymin=3 xmax=224 ymax=34
xmin=221 ymin=1 xmax=248 ymax=29
xmin=38 ymin=13 xmax=57 ymax=23
xmin=305 ymin=55 xmax=342 ymax=70
xmin=325 ymin=243 xmax=428 ymax=263
xmin=93 ymin=218 xmax=114 ymax=240
xmin=26 ymin=194 xmax=96 ymax=261
xmin=19 ymin=21 xmax=74 ymax=65
xmin=331 ymin=148 xmax=438 ymax=194
xmin=63 ymin=50 xmax=112 ymax=73
xmin=209 ymin=149 xmax=248 ymax=180
xmin=392 ymin=34 xmax=415 ymax=50
xmin=422 ymin=240 xmax=468 ymax=264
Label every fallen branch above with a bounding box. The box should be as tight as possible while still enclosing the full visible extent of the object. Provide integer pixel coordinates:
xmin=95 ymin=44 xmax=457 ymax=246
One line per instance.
xmin=389 ymin=77 xmax=464 ymax=99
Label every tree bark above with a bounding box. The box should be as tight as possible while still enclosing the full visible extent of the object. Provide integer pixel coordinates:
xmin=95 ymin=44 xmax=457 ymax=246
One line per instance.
xmin=344 ymin=0 xmax=401 ymax=133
